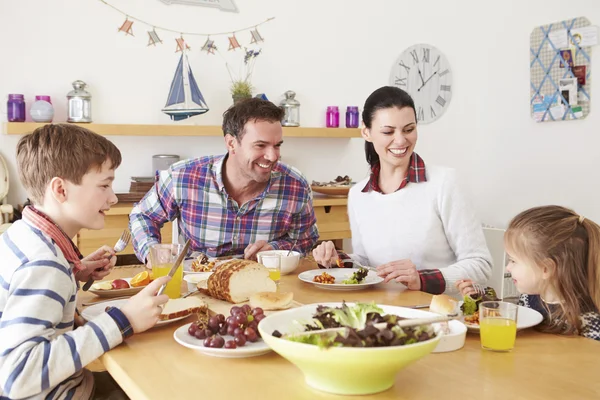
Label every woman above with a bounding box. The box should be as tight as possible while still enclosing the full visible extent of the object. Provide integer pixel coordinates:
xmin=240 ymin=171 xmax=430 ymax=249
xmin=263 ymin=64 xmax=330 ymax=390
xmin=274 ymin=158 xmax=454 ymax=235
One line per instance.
xmin=313 ymin=86 xmax=492 ymax=295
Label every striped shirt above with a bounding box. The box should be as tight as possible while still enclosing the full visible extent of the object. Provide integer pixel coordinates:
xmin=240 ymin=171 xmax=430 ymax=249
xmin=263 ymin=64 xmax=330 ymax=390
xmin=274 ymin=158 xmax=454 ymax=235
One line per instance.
xmin=130 ymin=154 xmax=319 ymax=262
xmin=0 ymin=221 xmax=124 ymax=399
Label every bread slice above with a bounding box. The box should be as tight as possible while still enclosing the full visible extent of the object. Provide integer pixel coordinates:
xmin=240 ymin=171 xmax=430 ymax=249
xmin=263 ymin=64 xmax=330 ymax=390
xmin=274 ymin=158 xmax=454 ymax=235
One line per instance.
xmin=205 ymin=259 xmax=276 ymax=303
xmin=159 ymin=297 xmax=207 ymax=321
xmin=429 ymin=294 xmax=458 ymax=316
xmin=249 ymin=291 xmax=294 ymax=310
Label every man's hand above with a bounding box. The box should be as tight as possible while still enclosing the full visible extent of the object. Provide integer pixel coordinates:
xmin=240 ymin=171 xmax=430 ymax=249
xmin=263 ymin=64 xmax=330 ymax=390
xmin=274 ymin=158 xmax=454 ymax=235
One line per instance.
xmin=244 ymin=240 xmax=273 ymax=261
xmin=376 ymin=259 xmax=422 ymax=290
xmin=76 ymin=245 xmax=116 ymax=282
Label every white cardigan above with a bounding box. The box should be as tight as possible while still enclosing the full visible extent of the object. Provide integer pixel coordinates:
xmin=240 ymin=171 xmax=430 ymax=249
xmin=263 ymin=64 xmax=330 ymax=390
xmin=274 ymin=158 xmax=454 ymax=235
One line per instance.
xmin=348 ymin=165 xmax=492 ymax=294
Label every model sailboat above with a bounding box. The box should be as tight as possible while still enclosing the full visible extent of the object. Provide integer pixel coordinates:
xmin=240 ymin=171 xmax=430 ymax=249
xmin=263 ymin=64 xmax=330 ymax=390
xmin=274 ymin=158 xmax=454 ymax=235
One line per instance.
xmin=162 ymin=53 xmax=209 ymax=120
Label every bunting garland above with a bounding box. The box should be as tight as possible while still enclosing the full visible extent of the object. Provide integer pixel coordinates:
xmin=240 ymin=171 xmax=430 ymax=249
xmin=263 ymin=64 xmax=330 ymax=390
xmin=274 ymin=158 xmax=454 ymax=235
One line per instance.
xmin=99 ymin=0 xmax=273 ymax=52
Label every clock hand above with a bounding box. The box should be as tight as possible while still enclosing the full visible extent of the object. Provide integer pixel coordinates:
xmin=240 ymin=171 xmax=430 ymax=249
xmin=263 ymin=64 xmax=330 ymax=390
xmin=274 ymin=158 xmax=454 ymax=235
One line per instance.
xmin=418 ymin=71 xmax=437 ymax=91
xmin=417 ymin=67 xmax=426 ymax=86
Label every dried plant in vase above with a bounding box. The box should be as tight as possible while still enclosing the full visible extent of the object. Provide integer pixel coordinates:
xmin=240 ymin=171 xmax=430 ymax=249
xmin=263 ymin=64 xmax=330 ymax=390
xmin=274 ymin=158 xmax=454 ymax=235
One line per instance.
xmin=230 ymin=80 xmax=253 ymax=104
xmin=219 ymin=48 xmax=262 ymax=104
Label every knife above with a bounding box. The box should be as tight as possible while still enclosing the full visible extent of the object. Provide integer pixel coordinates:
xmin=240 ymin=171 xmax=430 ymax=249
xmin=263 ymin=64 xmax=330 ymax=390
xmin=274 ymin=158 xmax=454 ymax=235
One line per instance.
xmin=156 ymin=239 xmax=191 ymax=297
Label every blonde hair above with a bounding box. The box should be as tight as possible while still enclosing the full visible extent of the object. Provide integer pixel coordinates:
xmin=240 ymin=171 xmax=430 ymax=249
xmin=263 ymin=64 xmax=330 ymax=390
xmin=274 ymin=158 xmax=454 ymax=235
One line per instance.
xmin=16 ymin=124 xmax=122 ymax=204
xmin=505 ymin=205 xmax=600 ymax=335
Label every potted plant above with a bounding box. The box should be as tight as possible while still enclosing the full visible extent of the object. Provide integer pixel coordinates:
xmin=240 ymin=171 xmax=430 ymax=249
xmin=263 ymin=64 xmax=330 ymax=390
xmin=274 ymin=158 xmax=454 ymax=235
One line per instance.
xmin=224 ymin=48 xmax=262 ymax=104
xmin=230 ymin=80 xmax=253 ymax=104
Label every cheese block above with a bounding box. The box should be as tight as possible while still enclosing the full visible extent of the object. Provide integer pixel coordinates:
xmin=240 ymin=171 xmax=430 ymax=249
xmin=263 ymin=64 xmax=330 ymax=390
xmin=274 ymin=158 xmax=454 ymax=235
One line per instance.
xmin=249 ymin=291 xmax=294 ymax=310
xmin=202 ymin=259 xmax=276 ymax=303
xmin=159 ymin=297 xmax=207 ymax=321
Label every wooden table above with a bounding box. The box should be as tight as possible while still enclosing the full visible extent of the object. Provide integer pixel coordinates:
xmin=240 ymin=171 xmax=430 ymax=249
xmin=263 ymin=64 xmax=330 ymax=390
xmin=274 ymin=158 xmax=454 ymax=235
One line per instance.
xmin=79 ymin=260 xmax=600 ymax=400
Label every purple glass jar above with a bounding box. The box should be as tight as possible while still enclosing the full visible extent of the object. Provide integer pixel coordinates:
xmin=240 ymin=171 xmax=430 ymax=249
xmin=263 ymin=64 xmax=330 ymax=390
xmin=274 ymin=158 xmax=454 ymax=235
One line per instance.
xmin=7 ymin=94 xmax=26 ymax=122
xmin=326 ymin=106 xmax=339 ymax=128
xmin=345 ymin=106 xmax=359 ymax=128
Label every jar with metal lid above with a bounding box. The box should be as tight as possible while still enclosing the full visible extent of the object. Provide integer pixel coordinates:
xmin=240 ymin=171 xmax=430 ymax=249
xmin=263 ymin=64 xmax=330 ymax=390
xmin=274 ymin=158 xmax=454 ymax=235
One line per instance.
xmin=67 ymin=80 xmax=92 ymax=123
xmin=279 ymin=90 xmax=300 ymax=127
xmin=152 ymin=154 xmax=180 ymax=173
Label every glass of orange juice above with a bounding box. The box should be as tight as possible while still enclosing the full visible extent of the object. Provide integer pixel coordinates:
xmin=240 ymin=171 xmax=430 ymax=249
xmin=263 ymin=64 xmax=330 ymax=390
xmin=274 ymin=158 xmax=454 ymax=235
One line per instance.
xmin=148 ymin=243 xmax=186 ymax=299
xmin=479 ymin=301 xmax=518 ymax=352
xmin=257 ymin=252 xmax=281 ymax=285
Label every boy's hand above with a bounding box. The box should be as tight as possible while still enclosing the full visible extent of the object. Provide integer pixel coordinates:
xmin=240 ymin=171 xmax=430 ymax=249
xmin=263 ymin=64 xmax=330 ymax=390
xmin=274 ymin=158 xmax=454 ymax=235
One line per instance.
xmin=76 ymin=245 xmax=117 ymax=282
xmin=120 ymin=276 xmax=170 ymax=333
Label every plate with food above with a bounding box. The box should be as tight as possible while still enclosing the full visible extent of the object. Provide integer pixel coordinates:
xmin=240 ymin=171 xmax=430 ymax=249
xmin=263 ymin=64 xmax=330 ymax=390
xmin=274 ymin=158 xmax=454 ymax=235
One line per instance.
xmin=298 ymin=268 xmax=384 ymax=291
xmin=82 ymin=296 xmax=205 ymax=327
xmin=88 ymin=271 xmax=151 ymax=298
xmin=173 ymin=303 xmax=271 ymax=358
xmin=459 ymin=287 xmax=543 ymax=332
xmin=311 ymin=175 xmax=353 ymax=196
xmin=184 ymin=253 xmax=242 ymax=274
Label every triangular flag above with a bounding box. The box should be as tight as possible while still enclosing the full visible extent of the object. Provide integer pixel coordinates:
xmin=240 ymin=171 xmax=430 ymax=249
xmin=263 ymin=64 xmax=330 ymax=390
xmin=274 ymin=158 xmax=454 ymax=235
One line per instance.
xmin=118 ymin=18 xmax=134 ymax=36
xmin=147 ymin=29 xmax=162 ymax=46
xmin=228 ymin=35 xmax=241 ymax=51
xmin=250 ymin=28 xmax=264 ymax=43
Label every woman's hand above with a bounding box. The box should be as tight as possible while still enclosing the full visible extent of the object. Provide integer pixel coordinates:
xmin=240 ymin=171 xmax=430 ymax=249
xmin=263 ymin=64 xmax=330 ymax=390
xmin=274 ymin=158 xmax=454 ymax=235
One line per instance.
xmin=376 ymin=259 xmax=421 ymax=290
xmin=312 ymin=241 xmax=338 ymax=268
xmin=76 ymin=245 xmax=117 ymax=282
xmin=455 ymin=279 xmax=477 ymax=297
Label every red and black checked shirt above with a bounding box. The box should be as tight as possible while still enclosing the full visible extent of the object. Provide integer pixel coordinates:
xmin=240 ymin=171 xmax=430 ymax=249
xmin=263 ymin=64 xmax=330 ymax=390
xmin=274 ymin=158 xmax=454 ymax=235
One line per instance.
xmin=331 ymin=153 xmax=446 ymax=294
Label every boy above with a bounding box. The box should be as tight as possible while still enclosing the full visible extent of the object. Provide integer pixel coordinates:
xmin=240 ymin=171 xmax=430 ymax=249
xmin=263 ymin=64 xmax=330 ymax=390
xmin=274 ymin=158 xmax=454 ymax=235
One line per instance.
xmin=0 ymin=124 xmax=170 ymax=399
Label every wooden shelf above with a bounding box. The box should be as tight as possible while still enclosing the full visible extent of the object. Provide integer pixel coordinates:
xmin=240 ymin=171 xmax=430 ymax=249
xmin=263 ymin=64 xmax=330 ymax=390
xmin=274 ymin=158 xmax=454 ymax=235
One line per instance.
xmin=3 ymin=122 xmax=361 ymax=138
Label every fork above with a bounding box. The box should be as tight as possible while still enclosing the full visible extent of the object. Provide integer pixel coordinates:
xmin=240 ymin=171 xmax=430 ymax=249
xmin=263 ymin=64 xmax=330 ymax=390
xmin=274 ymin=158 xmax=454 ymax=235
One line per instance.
xmin=82 ymin=231 xmax=132 ymax=291
xmin=472 ymin=282 xmax=486 ymax=297
xmin=337 ymin=257 xmax=376 ymax=271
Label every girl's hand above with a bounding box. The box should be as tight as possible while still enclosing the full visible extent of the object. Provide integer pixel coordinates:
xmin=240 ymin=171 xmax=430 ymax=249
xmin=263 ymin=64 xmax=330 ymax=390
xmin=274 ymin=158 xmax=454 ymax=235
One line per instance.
xmin=376 ymin=260 xmax=421 ymax=290
xmin=312 ymin=241 xmax=338 ymax=268
xmin=455 ymin=279 xmax=477 ymax=297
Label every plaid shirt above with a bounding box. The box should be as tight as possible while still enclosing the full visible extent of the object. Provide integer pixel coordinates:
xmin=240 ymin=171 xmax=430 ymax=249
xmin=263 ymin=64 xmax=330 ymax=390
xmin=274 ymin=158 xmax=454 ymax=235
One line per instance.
xmin=333 ymin=153 xmax=446 ymax=294
xmin=130 ymin=154 xmax=319 ymax=262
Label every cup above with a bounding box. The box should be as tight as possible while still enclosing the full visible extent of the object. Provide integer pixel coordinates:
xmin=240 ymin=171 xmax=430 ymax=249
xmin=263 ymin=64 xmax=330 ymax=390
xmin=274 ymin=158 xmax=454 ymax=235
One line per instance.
xmin=148 ymin=243 xmax=185 ymax=299
xmin=257 ymin=252 xmax=281 ymax=285
xmin=479 ymin=301 xmax=518 ymax=352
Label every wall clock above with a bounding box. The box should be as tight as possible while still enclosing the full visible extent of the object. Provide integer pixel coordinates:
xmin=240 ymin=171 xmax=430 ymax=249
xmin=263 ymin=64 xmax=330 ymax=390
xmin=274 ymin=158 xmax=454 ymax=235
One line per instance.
xmin=389 ymin=43 xmax=453 ymax=124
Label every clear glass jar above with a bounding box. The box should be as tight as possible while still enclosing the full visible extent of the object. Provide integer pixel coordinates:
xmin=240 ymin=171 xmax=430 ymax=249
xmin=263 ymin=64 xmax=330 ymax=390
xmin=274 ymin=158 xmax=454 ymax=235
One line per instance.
xmin=280 ymin=90 xmax=300 ymax=127
xmin=7 ymin=94 xmax=26 ymax=122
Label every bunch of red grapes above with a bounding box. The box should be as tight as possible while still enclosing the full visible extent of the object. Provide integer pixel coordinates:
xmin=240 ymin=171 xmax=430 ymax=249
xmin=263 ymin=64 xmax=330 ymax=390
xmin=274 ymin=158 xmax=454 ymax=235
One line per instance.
xmin=187 ymin=304 xmax=266 ymax=349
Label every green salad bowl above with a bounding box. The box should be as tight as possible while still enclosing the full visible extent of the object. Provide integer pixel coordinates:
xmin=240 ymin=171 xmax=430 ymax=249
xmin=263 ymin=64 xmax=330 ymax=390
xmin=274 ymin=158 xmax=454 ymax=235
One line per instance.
xmin=258 ymin=303 xmax=442 ymax=395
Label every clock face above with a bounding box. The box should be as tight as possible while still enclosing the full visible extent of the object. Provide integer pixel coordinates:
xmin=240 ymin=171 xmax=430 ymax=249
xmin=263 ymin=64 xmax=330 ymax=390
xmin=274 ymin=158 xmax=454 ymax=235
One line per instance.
xmin=389 ymin=44 xmax=453 ymax=124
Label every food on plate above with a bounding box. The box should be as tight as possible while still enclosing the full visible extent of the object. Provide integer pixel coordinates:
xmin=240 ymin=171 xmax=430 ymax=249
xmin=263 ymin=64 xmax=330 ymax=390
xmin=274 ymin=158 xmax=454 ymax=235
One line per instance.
xmin=187 ymin=304 xmax=266 ymax=349
xmin=111 ymin=279 xmax=130 ymax=290
xmin=342 ymin=267 xmax=369 ymax=284
xmin=249 ymin=291 xmax=294 ymax=311
xmin=460 ymin=286 xmax=499 ymax=325
xmin=311 ymin=175 xmax=352 ymax=187
xmin=200 ymin=259 xmax=276 ymax=303
xmin=313 ymin=271 xmax=335 ymax=284
xmin=429 ymin=294 xmax=458 ymax=334
xmin=90 ymin=281 xmax=113 ymax=291
xmin=130 ymin=271 xmax=151 ymax=287
xmin=159 ymin=297 xmax=207 ymax=321
xmin=191 ymin=253 xmax=216 ymax=272
xmin=273 ymin=302 xmax=434 ymax=348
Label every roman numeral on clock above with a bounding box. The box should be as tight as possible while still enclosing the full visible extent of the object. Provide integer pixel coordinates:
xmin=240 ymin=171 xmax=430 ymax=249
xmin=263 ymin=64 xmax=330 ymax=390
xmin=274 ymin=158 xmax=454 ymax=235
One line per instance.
xmin=410 ymin=50 xmax=419 ymax=64
xmin=398 ymin=61 xmax=410 ymax=73
xmin=394 ymin=76 xmax=407 ymax=86
xmin=417 ymin=107 xmax=424 ymax=121
xmin=436 ymin=96 xmax=446 ymax=107
xmin=439 ymin=69 xmax=450 ymax=77
xmin=422 ymin=48 xmax=430 ymax=63
xmin=440 ymin=84 xmax=451 ymax=91
xmin=430 ymin=106 xmax=436 ymax=118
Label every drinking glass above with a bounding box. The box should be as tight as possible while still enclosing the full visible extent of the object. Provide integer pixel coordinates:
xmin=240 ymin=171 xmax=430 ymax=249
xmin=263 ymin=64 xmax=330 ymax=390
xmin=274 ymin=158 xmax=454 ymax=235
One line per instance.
xmin=479 ymin=301 xmax=518 ymax=352
xmin=257 ymin=252 xmax=281 ymax=285
xmin=149 ymin=243 xmax=185 ymax=299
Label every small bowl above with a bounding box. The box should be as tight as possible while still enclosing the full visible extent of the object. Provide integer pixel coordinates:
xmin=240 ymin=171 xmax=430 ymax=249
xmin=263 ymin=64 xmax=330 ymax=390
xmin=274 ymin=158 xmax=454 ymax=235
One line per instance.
xmin=258 ymin=303 xmax=442 ymax=395
xmin=183 ymin=272 xmax=212 ymax=292
xmin=432 ymin=320 xmax=467 ymax=353
xmin=256 ymin=250 xmax=301 ymax=275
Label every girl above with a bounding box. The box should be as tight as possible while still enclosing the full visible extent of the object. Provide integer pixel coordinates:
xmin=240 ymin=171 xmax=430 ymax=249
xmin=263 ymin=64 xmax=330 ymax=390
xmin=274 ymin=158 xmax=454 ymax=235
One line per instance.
xmin=457 ymin=205 xmax=600 ymax=341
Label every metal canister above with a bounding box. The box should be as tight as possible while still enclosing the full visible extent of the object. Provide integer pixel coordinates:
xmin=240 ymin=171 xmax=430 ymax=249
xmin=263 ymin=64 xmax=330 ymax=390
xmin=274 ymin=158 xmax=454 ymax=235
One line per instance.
xmin=279 ymin=90 xmax=300 ymax=127
xmin=67 ymin=80 xmax=92 ymax=123
xmin=152 ymin=154 xmax=180 ymax=173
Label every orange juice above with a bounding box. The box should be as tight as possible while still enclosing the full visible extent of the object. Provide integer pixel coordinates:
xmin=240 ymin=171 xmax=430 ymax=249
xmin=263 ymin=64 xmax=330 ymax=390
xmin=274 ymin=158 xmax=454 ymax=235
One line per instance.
xmin=152 ymin=263 xmax=183 ymax=299
xmin=268 ymin=269 xmax=281 ymax=283
xmin=480 ymin=317 xmax=517 ymax=351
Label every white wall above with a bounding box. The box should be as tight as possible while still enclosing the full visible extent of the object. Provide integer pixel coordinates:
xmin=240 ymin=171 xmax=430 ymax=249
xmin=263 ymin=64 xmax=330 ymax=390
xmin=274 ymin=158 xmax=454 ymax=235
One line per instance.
xmin=1 ymin=0 xmax=599 ymax=228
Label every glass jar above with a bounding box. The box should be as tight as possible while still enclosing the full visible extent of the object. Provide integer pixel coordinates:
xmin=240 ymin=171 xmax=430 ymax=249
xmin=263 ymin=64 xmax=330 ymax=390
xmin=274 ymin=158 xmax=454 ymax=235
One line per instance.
xmin=7 ymin=94 xmax=26 ymax=122
xmin=345 ymin=106 xmax=359 ymax=128
xmin=326 ymin=106 xmax=339 ymax=128
xmin=30 ymin=95 xmax=54 ymax=122
xmin=67 ymin=80 xmax=92 ymax=123
xmin=280 ymin=90 xmax=300 ymax=127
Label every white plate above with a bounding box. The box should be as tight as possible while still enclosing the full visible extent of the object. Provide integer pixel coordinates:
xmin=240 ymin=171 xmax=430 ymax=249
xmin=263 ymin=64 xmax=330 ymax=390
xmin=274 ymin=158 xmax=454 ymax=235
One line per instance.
xmin=88 ymin=278 xmax=146 ymax=298
xmin=460 ymin=304 xmax=543 ymax=332
xmin=82 ymin=299 xmax=189 ymax=327
xmin=297 ymin=268 xmax=384 ymax=291
xmin=173 ymin=323 xmax=272 ymax=358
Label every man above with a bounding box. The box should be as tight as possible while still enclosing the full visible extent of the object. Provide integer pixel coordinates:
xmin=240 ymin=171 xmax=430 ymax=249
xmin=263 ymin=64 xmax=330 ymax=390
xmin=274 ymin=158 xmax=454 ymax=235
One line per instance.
xmin=130 ymin=98 xmax=319 ymax=262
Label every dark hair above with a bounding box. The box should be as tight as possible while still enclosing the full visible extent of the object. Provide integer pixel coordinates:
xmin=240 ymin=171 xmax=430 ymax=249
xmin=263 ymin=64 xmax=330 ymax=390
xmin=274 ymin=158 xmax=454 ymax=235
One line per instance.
xmin=362 ymin=86 xmax=417 ymax=166
xmin=222 ymin=98 xmax=285 ymax=140
xmin=17 ymin=124 xmax=121 ymax=204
